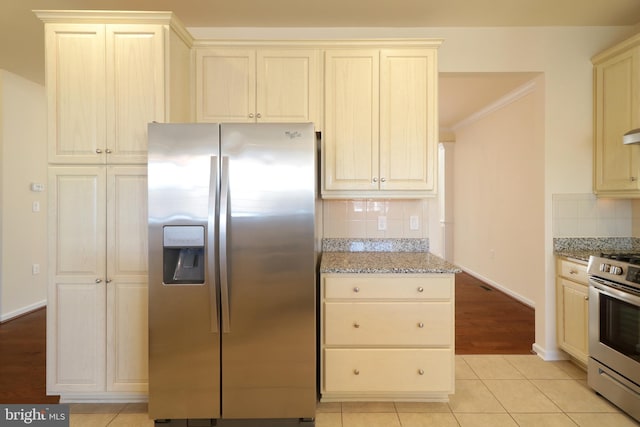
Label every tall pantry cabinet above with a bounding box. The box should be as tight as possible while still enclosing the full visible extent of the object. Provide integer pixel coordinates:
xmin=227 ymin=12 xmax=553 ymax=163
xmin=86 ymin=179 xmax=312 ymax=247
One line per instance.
xmin=36 ymin=10 xmax=192 ymax=399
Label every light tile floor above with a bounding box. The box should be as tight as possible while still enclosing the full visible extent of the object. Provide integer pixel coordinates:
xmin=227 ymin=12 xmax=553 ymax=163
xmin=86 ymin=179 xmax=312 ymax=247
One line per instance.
xmin=68 ymin=355 xmax=640 ymax=427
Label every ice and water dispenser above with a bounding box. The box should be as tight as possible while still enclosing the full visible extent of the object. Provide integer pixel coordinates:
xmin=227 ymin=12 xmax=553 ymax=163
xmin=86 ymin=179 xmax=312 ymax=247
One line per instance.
xmin=163 ymin=226 xmax=205 ymax=284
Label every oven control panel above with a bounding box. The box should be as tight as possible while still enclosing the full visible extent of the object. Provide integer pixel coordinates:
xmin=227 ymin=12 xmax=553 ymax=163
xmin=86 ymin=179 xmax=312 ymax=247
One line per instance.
xmin=626 ymin=266 xmax=640 ymax=284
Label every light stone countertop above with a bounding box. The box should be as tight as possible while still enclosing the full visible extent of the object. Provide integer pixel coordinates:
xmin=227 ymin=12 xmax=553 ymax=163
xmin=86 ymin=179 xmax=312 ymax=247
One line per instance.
xmin=320 ymin=251 xmax=461 ymax=274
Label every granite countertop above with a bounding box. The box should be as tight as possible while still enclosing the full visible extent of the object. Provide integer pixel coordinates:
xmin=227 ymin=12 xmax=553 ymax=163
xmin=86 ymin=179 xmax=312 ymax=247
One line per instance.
xmin=320 ymin=251 xmax=461 ymax=274
xmin=319 ymin=238 xmax=461 ymax=274
xmin=553 ymin=237 xmax=640 ymax=263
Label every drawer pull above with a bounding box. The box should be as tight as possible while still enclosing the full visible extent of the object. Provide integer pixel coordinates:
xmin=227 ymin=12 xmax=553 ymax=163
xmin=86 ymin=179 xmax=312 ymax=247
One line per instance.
xmin=353 ymin=287 xmax=360 ymax=293
xmin=417 ymin=322 xmax=424 ymax=328
xmin=353 ymin=369 xmax=360 ymax=375
xmin=417 ymin=287 xmax=424 ymax=292
xmin=418 ymin=369 xmax=425 ymax=375
xmin=353 ymin=322 xmax=360 ymax=328
xmin=569 ymin=269 xmax=578 ymax=275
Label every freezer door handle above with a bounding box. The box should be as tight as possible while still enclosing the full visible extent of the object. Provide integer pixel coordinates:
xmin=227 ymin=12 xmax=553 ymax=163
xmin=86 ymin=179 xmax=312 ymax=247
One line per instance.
xmin=208 ymin=156 xmax=219 ymax=333
xmin=220 ymin=156 xmax=231 ymax=333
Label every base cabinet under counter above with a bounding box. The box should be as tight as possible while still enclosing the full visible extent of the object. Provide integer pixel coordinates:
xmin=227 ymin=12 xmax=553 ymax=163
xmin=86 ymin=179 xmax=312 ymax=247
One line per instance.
xmin=555 ymin=257 xmax=589 ymax=366
xmin=319 ymin=273 xmax=455 ymax=402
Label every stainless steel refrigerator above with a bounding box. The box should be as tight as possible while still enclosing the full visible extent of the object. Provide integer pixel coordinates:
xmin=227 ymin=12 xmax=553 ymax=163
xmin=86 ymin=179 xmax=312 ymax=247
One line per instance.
xmin=147 ymin=123 xmax=317 ymax=426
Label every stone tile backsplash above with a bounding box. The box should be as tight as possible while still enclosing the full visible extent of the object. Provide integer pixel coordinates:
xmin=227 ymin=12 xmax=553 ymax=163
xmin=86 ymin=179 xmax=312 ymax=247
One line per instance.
xmin=322 ymin=199 xmax=429 ymax=239
xmin=552 ymin=193 xmax=635 ymax=237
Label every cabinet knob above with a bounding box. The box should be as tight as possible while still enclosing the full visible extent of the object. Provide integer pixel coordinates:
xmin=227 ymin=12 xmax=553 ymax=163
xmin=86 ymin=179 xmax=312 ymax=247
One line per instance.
xmin=418 ymin=369 xmax=424 ymax=375
xmin=353 ymin=369 xmax=360 ymax=375
xmin=417 ymin=287 xmax=424 ymax=293
xmin=380 ymin=177 xmax=386 ymax=182
xmin=353 ymin=287 xmax=360 ymax=293
xmin=95 ymin=148 xmax=103 ymax=154
xmin=372 ymin=177 xmax=378 ymax=183
xmin=256 ymin=113 xmax=262 ymax=119
xmin=105 ymin=148 xmax=112 ymax=154
xmin=632 ymin=177 xmax=638 ymax=182
xmin=95 ymin=278 xmax=102 ymax=283
xmin=584 ymin=296 xmax=589 ymax=301
xmin=569 ymin=269 xmax=578 ymax=275
xmin=248 ymin=113 xmax=254 ymax=118
xmin=353 ymin=322 xmax=360 ymax=328
xmin=106 ymin=278 xmax=112 ymax=284
xmin=417 ymin=322 xmax=424 ymax=328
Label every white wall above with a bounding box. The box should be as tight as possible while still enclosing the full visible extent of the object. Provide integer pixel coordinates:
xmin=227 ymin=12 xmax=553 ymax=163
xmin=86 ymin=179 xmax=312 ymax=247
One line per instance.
xmin=452 ymin=77 xmax=545 ymax=309
xmin=0 ymin=69 xmax=47 ymax=321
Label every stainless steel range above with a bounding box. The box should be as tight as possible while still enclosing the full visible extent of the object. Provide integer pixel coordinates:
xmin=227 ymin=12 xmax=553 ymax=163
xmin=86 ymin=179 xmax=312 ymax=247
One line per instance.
xmin=587 ymin=254 xmax=640 ymax=422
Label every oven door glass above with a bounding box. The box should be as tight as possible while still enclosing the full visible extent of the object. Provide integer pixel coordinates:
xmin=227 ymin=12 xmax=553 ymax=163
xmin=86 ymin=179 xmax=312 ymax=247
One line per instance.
xmin=599 ymin=293 xmax=640 ymax=363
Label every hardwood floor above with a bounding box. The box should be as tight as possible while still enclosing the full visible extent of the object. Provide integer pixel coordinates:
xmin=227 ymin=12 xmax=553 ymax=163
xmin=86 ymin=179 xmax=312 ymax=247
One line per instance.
xmin=0 ymin=272 xmax=534 ymax=403
xmin=0 ymin=308 xmax=59 ymax=404
xmin=455 ymin=271 xmax=535 ymax=354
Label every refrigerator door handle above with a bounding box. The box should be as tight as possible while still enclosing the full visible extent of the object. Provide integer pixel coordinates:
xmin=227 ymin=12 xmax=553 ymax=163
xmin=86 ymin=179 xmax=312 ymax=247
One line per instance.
xmin=208 ymin=156 xmax=219 ymax=333
xmin=220 ymin=156 xmax=231 ymax=333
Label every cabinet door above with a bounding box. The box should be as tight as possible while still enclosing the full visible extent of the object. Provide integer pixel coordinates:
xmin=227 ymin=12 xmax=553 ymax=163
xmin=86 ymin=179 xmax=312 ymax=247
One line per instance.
xmin=44 ymin=24 xmax=106 ymax=164
xmin=196 ymin=48 xmax=256 ymax=122
xmin=257 ymin=49 xmax=320 ymax=127
xmin=594 ymin=47 xmax=640 ymax=193
xmin=106 ymin=166 xmax=149 ymax=392
xmin=48 ymin=167 xmax=107 ymax=392
xmin=106 ymin=25 xmax=165 ymax=164
xmin=324 ymin=50 xmax=379 ymax=191
xmin=557 ymin=278 xmax=589 ymax=364
xmin=380 ymin=49 xmax=437 ymax=192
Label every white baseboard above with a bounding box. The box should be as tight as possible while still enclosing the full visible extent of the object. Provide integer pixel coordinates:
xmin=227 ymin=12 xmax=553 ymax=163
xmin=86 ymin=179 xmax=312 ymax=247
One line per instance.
xmin=532 ymin=343 xmax=569 ymax=361
xmin=58 ymin=393 xmax=148 ymax=404
xmin=0 ymin=299 xmax=46 ymax=322
xmin=459 ymin=267 xmax=535 ymax=308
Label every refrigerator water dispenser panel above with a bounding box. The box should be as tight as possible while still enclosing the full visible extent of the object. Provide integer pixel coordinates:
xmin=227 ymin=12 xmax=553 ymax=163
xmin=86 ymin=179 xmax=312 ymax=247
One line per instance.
xmin=163 ymin=225 xmax=205 ymax=285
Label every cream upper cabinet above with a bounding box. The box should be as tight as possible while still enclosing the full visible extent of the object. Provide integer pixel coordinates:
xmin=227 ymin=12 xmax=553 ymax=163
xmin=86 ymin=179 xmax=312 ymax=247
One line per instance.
xmin=555 ymin=257 xmax=589 ymax=366
xmin=48 ymin=166 xmax=148 ymax=394
xmin=323 ymin=44 xmax=440 ymax=198
xmin=593 ymin=35 xmax=640 ymax=196
xmin=39 ymin=12 xmax=192 ymax=165
xmin=196 ymin=47 xmax=320 ymax=127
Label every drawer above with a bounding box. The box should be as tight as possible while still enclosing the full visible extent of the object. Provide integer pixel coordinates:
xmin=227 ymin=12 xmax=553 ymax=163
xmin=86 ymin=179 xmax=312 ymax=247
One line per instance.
xmin=323 ymin=348 xmax=453 ymax=393
xmin=324 ymin=275 xmax=453 ymax=300
xmin=558 ymin=259 xmax=588 ymax=284
xmin=324 ymin=302 xmax=452 ymax=346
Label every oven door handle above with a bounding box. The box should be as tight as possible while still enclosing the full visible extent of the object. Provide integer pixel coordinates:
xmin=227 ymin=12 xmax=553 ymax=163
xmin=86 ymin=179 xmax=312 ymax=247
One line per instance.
xmin=589 ymin=278 xmax=640 ymax=305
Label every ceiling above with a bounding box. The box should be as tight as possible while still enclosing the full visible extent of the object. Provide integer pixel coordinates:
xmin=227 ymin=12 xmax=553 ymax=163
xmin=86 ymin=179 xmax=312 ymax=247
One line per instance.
xmin=2 ymin=0 xmax=640 ymax=132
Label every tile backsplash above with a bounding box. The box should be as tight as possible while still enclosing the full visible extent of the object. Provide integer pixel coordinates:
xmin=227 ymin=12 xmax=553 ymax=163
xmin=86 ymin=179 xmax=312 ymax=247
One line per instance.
xmin=322 ymin=199 xmax=430 ymax=238
xmin=552 ymin=193 xmax=634 ymax=237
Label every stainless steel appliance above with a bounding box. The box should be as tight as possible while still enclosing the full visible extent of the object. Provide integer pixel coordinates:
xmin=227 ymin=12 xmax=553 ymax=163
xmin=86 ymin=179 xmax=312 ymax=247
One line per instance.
xmin=148 ymin=123 xmax=317 ymax=426
xmin=587 ymin=254 xmax=640 ymax=422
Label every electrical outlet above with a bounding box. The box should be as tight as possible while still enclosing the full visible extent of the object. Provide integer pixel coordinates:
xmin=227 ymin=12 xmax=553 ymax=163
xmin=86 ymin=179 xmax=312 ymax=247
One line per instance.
xmin=378 ymin=216 xmax=387 ymax=230
xmin=410 ymin=215 xmax=419 ymax=230
xmin=32 ymin=264 xmax=40 ymax=275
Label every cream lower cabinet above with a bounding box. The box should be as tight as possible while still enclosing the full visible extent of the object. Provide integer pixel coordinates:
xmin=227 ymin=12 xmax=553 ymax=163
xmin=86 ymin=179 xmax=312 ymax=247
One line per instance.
xmin=320 ymin=273 xmax=455 ymax=402
xmin=555 ymin=257 xmax=589 ymax=366
xmin=592 ymin=34 xmax=640 ymax=197
xmin=48 ymin=166 xmax=148 ymax=398
xmin=322 ymin=44 xmax=440 ymax=198
xmin=195 ymin=47 xmax=320 ymax=127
